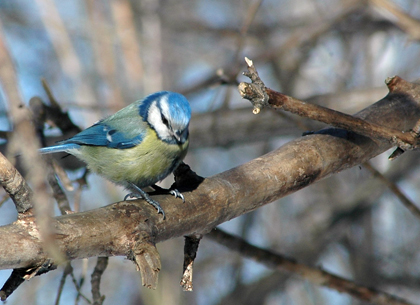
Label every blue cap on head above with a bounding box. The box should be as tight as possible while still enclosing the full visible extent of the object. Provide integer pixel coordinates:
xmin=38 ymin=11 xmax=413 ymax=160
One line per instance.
xmin=138 ymin=91 xmax=191 ymax=124
xmin=161 ymin=92 xmax=191 ymax=126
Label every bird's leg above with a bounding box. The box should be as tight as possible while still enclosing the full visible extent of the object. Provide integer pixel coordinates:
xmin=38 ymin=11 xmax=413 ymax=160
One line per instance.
xmin=125 ymin=183 xmax=166 ymax=219
xmin=150 ymin=184 xmax=185 ymax=202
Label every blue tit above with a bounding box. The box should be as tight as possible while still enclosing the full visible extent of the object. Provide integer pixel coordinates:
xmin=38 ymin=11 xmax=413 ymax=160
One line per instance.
xmin=39 ymin=91 xmax=191 ymax=219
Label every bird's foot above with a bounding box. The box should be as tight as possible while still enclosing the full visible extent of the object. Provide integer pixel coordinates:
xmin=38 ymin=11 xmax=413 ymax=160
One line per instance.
xmin=142 ymin=196 xmax=166 ymax=219
xmin=150 ymin=184 xmax=185 ymax=202
xmin=125 ymin=184 xmax=166 ymax=219
xmin=169 ymin=189 xmax=185 ymax=202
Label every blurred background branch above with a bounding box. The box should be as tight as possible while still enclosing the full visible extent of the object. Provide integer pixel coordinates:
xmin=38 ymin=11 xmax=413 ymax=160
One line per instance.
xmin=1 ymin=0 xmax=420 ymax=304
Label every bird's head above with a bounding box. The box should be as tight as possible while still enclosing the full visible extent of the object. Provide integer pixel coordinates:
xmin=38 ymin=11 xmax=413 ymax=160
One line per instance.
xmin=139 ymin=91 xmax=191 ymax=145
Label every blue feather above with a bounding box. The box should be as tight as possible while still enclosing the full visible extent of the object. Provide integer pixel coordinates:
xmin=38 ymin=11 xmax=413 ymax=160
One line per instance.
xmin=138 ymin=91 xmax=191 ymax=126
xmin=38 ymin=90 xmax=191 ymax=218
xmin=39 ymin=143 xmax=80 ymax=154
xmin=138 ymin=91 xmax=168 ymax=119
xmin=57 ymin=122 xmax=145 ymax=149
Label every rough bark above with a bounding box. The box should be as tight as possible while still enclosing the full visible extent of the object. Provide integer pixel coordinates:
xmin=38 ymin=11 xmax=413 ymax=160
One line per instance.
xmin=0 ymin=77 xmax=419 ymax=282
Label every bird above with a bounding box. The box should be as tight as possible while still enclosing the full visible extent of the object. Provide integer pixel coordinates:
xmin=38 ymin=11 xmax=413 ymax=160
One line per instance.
xmin=39 ymin=91 xmax=192 ymax=219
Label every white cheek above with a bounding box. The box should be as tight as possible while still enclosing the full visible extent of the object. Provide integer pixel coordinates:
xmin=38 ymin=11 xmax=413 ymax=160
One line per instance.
xmin=148 ymin=103 xmax=171 ymax=140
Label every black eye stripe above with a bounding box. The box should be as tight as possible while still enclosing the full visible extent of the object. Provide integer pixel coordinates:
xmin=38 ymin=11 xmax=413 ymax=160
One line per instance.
xmin=161 ymin=113 xmax=169 ymax=126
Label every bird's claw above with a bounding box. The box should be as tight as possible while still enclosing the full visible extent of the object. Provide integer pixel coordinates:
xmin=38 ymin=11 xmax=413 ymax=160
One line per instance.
xmin=124 ymin=185 xmax=184 ymax=219
xmin=169 ymin=189 xmax=185 ymax=202
xmin=146 ymin=197 xmax=166 ymax=219
xmin=124 ymin=186 xmax=166 ymax=219
xmin=124 ymin=193 xmax=139 ymax=201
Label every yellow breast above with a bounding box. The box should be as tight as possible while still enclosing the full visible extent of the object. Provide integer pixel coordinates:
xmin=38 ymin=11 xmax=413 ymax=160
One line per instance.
xmin=75 ymin=129 xmax=189 ymax=188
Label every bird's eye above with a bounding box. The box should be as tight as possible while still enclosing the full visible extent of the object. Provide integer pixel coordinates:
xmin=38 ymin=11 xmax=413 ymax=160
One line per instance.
xmin=161 ymin=114 xmax=169 ymax=126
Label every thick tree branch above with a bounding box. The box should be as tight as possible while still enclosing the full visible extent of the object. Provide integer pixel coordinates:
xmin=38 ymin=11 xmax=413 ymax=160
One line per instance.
xmin=1 ymin=76 xmax=420 ymax=301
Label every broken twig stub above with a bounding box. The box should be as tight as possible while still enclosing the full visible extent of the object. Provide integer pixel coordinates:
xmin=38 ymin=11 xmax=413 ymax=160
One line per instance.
xmin=238 ymin=57 xmax=269 ymax=114
xmin=238 ymin=58 xmax=420 ymax=158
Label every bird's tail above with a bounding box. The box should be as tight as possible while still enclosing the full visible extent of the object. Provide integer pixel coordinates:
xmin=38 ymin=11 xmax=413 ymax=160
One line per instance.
xmin=39 ymin=143 xmax=79 ymax=154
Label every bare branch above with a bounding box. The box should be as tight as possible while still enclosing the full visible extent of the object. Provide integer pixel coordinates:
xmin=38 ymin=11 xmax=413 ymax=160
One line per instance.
xmin=363 ymin=162 xmax=420 ymax=220
xmin=1 ymin=74 xmax=420 ymax=299
xmin=54 ymin=263 xmax=73 ymax=305
xmin=42 ymin=157 xmax=72 ymax=215
xmin=0 ymin=75 xmax=419 ymax=259
xmin=206 ymin=228 xmax=414 ymax=305
xmin=239 ymin=59 xmax=420 ymax=154
xmin=29 ymin=96 xmax=81 ymax=145
xmin=0 ymin=20 xmax=64 ymax=267
xmin=0 ymin=270 xmax=25 ymax=301
xmin=0 ymin=261 xmax=56 ymax=301
xmin=180 ymin=235 xmax=202 ymax=291
xmin=0 ymin=152 xmax=33 ymax=214
xmin=30 ymin=86 xmax=388 ymax=152
xmin=91 ymin=257 xmax=108 ymax=305
xmin=370 ymin=0 xmax=420 ymax=41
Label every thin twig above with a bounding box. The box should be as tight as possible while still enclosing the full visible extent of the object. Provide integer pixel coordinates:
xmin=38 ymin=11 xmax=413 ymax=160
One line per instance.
xmin=370 ymin=0 xmax=420 ymax=41
xmin=42 ymin=78 xmax=61 ymax=108
xmin=0 ymin=21 xmax=36 ymax=216
xmin=239 ymin=58 xmax=420 ymax=154
xmin=46 ymin=159 xmax=72 ymax=215
xmin=110 ymin=0 xmax=143 ymax=95
xmin=363 ymin=162 xmax=420 ymax=220
xmin=91 ymin=257 xmax=108 ymax=305
xmin=29 ymin=95 xmax=81 ymax=136
xmin=207 ymin=228 xmax=415 ymax=305
xmin=54 ymin=263 xmax=73 ymax=305
xmin=236 ymin=0 xmax=263 ymax=55
xmin=52 ymin=159 xmax=75 ymax=192
xmin=0 ymin=22 xmax=72 ymax=302
xmin=72 ymin=261 xmax=91 ymax=305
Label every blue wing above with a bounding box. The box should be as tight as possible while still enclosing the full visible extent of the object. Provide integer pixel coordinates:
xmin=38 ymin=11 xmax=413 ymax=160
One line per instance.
xmin=59 ymin=121 xmax=146 ymax=149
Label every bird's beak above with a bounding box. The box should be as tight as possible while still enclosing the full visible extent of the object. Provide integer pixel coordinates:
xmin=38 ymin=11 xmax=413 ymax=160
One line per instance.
xmin=175 ymin=129 xmax=188 ymax=144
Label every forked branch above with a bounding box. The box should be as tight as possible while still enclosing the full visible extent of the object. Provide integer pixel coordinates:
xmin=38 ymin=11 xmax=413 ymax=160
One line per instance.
xmin=238 ymin=57 xmax=420 ymax=159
